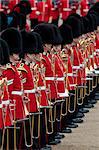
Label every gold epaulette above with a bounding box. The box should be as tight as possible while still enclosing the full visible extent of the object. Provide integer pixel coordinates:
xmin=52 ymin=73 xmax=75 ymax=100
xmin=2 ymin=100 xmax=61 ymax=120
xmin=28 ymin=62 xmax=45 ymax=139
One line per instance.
xmin=6 ymin=63 xmax=16 ymax=72
xmin=41 ymin=57 xmax=46 ymax=62
xmin=17 ymin=63 xmax=27 ymax=73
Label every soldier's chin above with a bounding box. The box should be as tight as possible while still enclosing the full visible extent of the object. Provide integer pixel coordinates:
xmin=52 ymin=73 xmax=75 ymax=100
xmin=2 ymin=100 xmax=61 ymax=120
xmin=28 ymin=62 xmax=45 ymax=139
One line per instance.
xmin=15 ymin=60 xmax=20 ymax=64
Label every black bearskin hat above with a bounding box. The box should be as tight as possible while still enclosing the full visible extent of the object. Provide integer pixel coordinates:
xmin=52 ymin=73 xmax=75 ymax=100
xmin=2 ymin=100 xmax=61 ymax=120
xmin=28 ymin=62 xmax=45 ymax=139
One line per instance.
xmin=65 ymin=16 xmax=82 ymax=38
xmin=21 ymin=30 xmax=38 ymax=56
xmin=34 ymin=23 xmax=55 ymax=44
xmin=59 ymin=24 xmax=73 ymax=45
xmin=82 ymin=17 xmax=90 ymax=34
xmin=0 ymin=38 xmax=10 ymax=65
xmin=51 ymin=24 xmax=63 ymax=45
xmin=1 ymin=27 xmax=22 ymax=55
xmin=32 ymin=32 xmax=44 ymax=53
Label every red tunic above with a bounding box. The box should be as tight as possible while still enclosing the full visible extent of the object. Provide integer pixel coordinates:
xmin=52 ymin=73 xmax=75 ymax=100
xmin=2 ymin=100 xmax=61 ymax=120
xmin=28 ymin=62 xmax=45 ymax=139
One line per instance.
xmin=17 ymin=63 xmax=38 ymax=113
xmin=60 ymin=0 xmax=70 ymax=20
xmin=29 ymin=0 xmax=38 ymax=19
xmin=41 ymin=54 xmax=57 ymax=100
xmin=0 ymin=77 xmax=4 ymax=129
xmin=31 ymin=62 xmax=48 ymax=106
xmin=3 ymin=64 xmax=25 ymax=120
xmin=80 ymin=0 xmax=89 ymax=16
xmin=2 ymin=83 xmax=12 ymax=127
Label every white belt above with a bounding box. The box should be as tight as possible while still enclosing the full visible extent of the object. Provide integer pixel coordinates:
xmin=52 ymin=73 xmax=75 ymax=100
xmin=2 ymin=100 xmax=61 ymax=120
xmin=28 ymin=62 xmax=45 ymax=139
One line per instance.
xmin=83 ymin=8 xmax=89 ymax=12
xmin=24 ymin=89 xmax=36 ymax=94
xmin=2 ymin=100 xmax=10 ymax=105
xmin=45 ymin=77 xmax=55 ymax=81
xmin=63 ymin=8 xmax=71 ymax=11
xmin=69 ymin=84 xmax=77 ymax=87
xmin=58 ymin=89 xmax=69 ymax=97
xmin=0 ymin=104 xmax=3 ymax=108
xmin=51 ymin=8 xmax=55 ymax=11
xmin=7 ymin=79 xmax=14 ymax=86
xmin=37 ymin=86 xmax=46 ymax=91
xmin=71 ymin=6 xmax=76 ymax=9
xmin=80 ymin=64 xmax=84 ymax=67
xmin=12 ymin=91 xmax=23 ymax=96
xmin=58 ymin=92 xmax=69 ymax=97
xmin=57 ymin=77 xmax=65 ymax=81
xmin=67 ymin=73 xmax=73 ymax=76
xmin=31 ymin=7 xmax=37 ymax=11
xmin=72 ymin=66 xmax=80 ymax=69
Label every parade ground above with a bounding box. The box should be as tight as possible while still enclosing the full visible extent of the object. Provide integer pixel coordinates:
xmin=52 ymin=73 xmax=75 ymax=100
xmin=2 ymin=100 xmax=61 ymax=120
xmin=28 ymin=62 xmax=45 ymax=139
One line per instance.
xmin=52 ymin=101 xmax=99 ymax=150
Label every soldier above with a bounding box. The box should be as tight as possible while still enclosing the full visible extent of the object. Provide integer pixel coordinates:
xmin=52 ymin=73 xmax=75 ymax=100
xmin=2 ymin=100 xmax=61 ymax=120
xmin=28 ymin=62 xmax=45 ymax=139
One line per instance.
xmin=50 ymin=0 xmax=60 ymax=26
xmin=80 ymin=0 xmax=89 ymax=16
xmin=0 ymin=38 xmax=13 ymax=149
xmin=34 ymin=23 xmax=72 ymax=144
xmin=1 ymin=28 xmax=27 ymax=149
xmin=20 ymin=30 xmax=52 ymax=149
xmin=60 ymin=0 xmax=71 ymax=23
xmin=29 ymin=0 xmax=38 ymax=28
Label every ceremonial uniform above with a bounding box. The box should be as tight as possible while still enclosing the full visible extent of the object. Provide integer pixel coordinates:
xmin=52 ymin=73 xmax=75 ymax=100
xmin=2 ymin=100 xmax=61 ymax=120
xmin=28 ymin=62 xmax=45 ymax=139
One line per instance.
xmin=18 ymin=63 xmax=38 ymax=112
xmin=80 ymin=0 xmax=89 ymax=16
xmin=41 ymin=54 xmax=58 ymax=100
xmin=3 ymin=64 xmax=25 ymax=120
xmin=60 ymin=0 xmax=71 ymax=21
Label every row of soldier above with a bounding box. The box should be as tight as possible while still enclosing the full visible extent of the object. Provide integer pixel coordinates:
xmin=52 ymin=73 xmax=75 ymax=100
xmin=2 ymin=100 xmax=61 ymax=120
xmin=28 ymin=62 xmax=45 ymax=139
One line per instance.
xmin=0 ymin=1 xmax=99 ymax=150
xmin=0 ymin=0 xmax=99 ymax=30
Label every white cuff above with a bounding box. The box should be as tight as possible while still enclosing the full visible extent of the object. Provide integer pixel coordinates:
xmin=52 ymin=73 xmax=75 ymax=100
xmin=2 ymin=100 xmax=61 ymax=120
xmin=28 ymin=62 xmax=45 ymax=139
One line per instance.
xmin=2 ymin=100 xmax=10 ymax=105
xmin=0 ymin=104 xmax=3 ymax=108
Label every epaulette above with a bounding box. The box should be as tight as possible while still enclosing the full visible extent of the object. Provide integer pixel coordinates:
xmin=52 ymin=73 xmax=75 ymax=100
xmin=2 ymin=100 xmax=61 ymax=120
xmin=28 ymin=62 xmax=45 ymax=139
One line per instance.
xmin=6 ymin=63 xmax=16 ymax=72
xmin=17 ymin=63 xmax=27 ymax=73
xmin=41 ymin=57 xmax=46 ymax=62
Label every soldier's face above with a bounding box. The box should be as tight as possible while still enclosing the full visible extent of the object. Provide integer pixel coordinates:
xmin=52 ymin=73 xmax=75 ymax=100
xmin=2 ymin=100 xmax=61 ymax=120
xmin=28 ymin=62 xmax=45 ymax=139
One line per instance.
xmin=10 ymin=54 xmax=20 ymax=64
xmin=32 ymin=54 xmax=40 ymax=62
xmin=44 ymin=44 xmax=52 ymax=53
xmin=26 ymin=54 xmax=33 ymax=62
xmin=53 ymin=45 xmax=61 ymax=53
